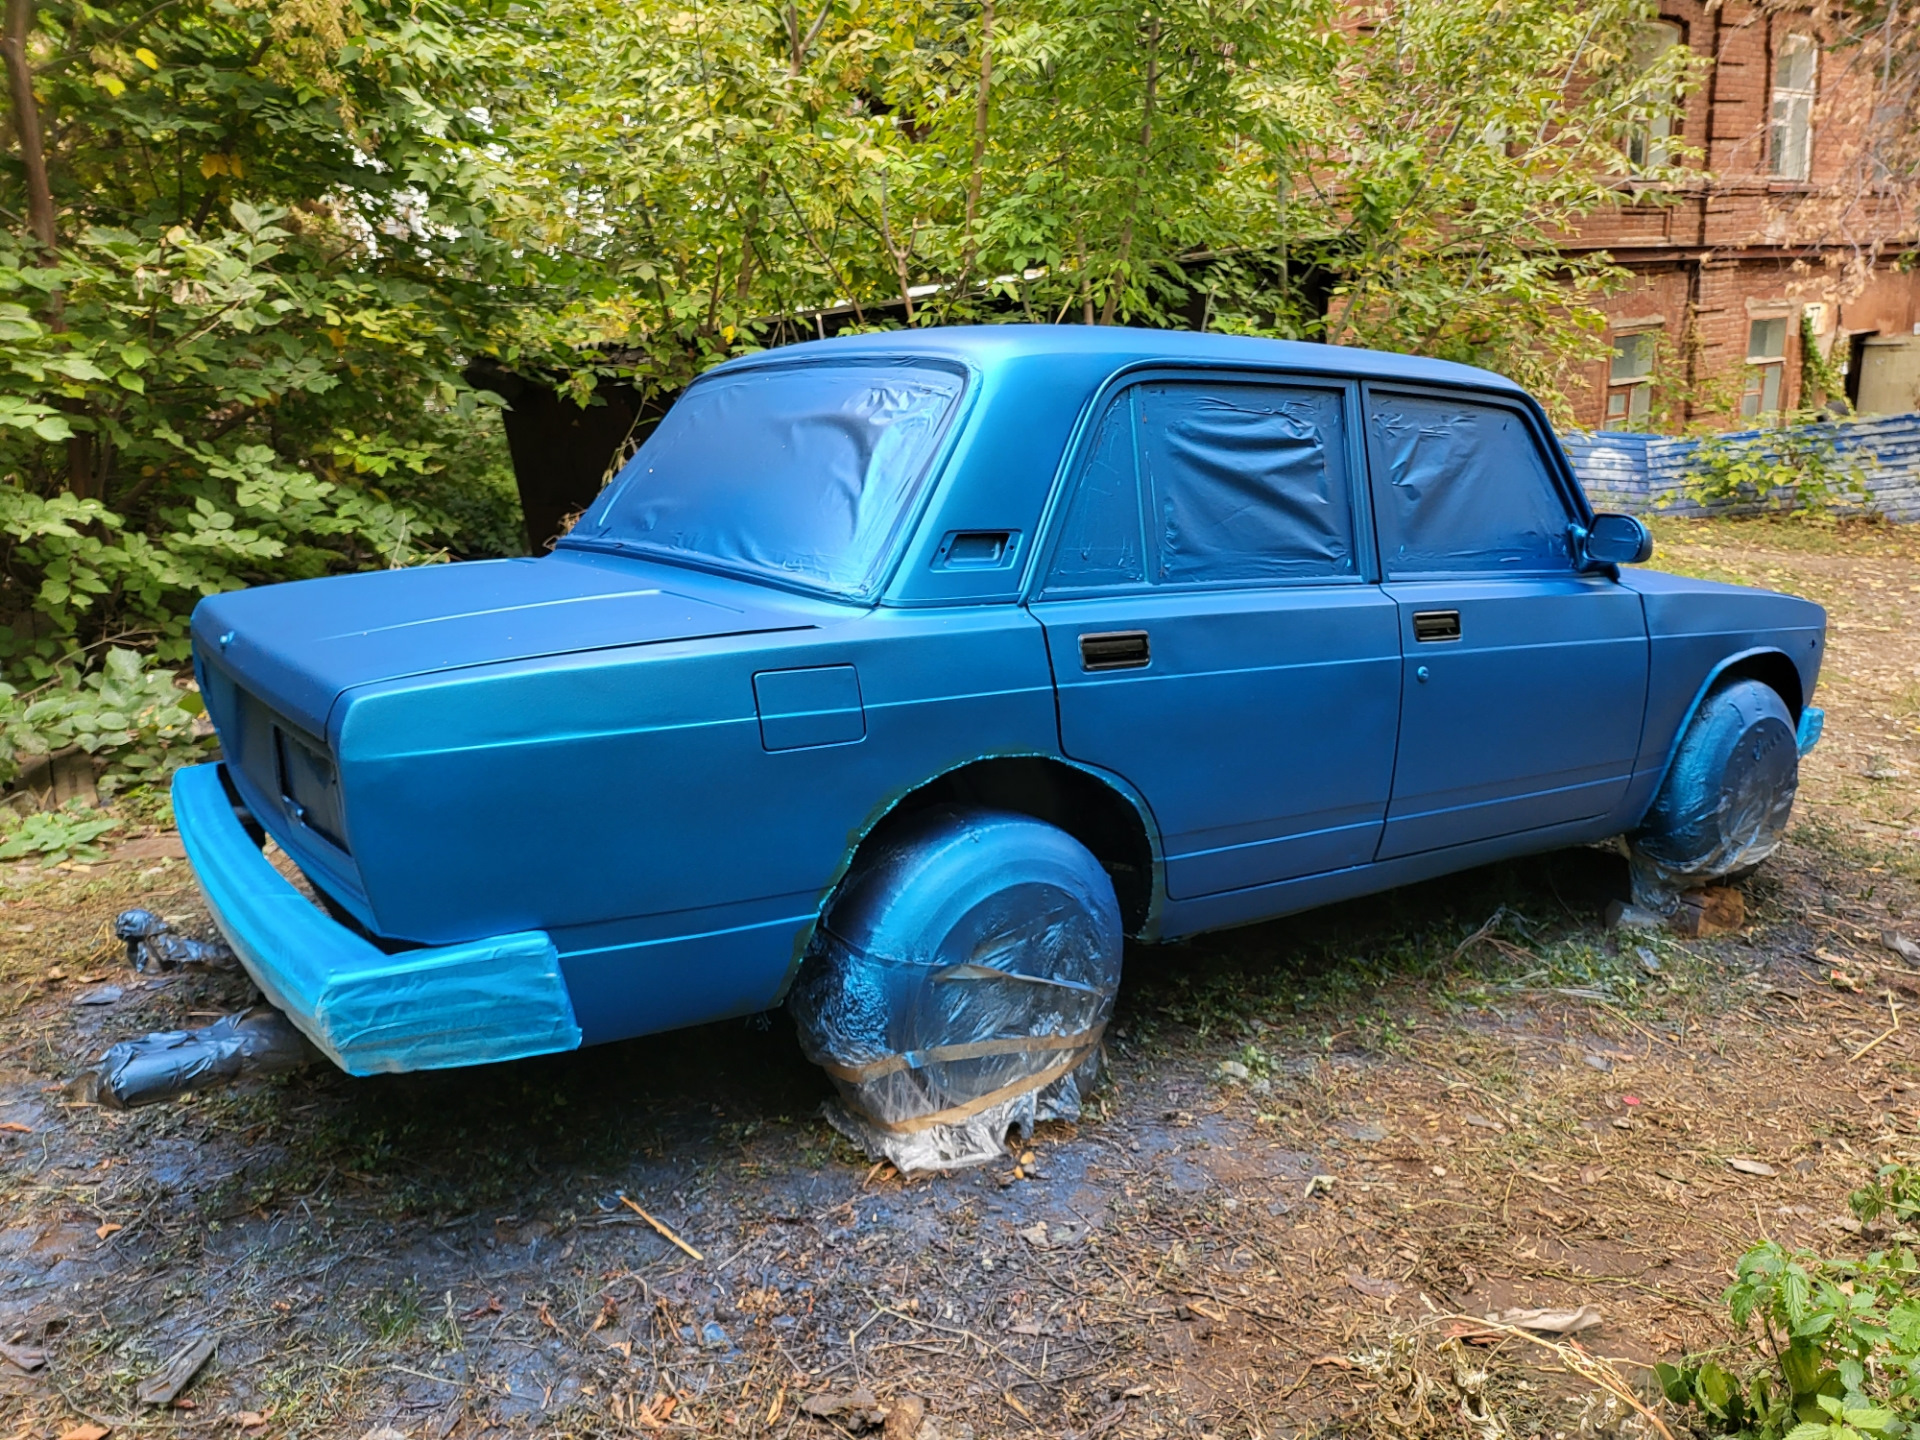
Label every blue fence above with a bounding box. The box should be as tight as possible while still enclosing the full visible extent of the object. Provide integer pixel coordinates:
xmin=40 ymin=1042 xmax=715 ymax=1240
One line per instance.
xmin=1562 ymin=413 xmax=1920 ymax=523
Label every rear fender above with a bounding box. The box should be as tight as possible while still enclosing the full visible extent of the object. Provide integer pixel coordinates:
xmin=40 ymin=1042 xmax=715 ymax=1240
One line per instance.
xmin=771 ymin=752 xmax=1168 ymax=1005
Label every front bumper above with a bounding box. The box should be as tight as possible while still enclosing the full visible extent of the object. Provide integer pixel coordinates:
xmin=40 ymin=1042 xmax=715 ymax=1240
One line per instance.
xmin=172 ymin=763 xmax=582 ymax=1075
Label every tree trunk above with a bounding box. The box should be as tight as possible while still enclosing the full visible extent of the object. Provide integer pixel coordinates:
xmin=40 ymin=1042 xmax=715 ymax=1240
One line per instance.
xmin=962 ymin=0 xmax=993 ymax=274
xmin=2 ymin=0 xmax=54 ymax=252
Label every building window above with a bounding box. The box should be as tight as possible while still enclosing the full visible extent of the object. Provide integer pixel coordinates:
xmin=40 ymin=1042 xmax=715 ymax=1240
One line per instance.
xmin=1606 ymin=332 xmax=1656 ymax=425
xmin=1628 ymin=21 xmax=1683 ymax=169
xmin=1770 ymin=35 xmax=1816 ymax=181
xmin=1740 ymin=316 xmax=1790 ymax=419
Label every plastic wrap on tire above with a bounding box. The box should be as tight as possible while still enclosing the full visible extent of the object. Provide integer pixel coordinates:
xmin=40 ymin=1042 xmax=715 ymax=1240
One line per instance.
xmin=1629 ymin=677 xmax=1799 ymax=911
xmin=790 ymin=806 xmax=1123 ymax=1174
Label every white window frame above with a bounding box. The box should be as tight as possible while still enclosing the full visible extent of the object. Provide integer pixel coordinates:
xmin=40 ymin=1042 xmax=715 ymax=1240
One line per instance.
xmin=1606 ymin=331 xmax=1656 ymax=426
xmin=1740 ymin=316 xmax=1790 ymax=419
xmin=1769 ymin=34 xmax=1817 ymax=181
xmin=1628 ymin=21 xmax=1683 ymax=170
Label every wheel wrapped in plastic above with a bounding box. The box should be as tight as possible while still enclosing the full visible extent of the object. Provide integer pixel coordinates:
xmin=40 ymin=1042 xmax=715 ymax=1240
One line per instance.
xmin=1628 ymin=677 xmax=1799 ymax=911
xmin=789 ymin=805 xmax=1123 ymax=1173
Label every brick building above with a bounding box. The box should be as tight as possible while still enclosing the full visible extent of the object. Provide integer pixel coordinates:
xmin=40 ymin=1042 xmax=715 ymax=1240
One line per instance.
xmin=1562 ymin=2 xmax=1920 ymax=431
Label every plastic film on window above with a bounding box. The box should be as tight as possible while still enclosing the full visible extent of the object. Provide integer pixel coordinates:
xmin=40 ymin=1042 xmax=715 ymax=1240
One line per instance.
xmin=569 ymin=363 xmax=962 ymax=598
xmin=1140 ymin=384 xmax=1356 ymax=582
xmin=1046 ymin=394 xmax=1145 ymax=590
xmin=1370 ymin=394 xmax=1573 ymax=576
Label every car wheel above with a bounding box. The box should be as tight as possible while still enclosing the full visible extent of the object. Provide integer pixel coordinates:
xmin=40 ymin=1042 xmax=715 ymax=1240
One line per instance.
xmin=1628 ymin=677 xmax=1799 ymax=907
xmin=789 ymin=804 xmax=1123 ymax=1173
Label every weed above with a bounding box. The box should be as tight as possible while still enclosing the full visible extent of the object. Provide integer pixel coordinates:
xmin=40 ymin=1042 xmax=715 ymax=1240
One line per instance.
xmin=361 ymin=1280 xmax=423 ymax=1343
xmin=0 ymin=799 xmax=119 ymax=863
xmin=1659 ymin=1172 xmax=1920 ymax=1437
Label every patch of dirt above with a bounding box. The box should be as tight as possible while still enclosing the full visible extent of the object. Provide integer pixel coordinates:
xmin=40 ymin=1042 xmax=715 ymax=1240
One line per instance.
xmin=0 ymin=515 xmax=1915 ymax=1439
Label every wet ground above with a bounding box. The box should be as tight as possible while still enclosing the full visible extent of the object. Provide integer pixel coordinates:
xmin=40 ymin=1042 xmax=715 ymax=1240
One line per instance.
xmin=0 ymin=514 xmax=1917 ymax=1440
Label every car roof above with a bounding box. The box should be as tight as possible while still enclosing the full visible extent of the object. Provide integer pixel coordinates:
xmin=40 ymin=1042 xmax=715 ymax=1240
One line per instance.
xmin=703 ymin=323 xmax=1530 ymax=397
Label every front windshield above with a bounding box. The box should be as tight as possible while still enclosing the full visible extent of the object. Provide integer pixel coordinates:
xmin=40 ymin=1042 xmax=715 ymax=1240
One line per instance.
xmin=560 ymin=361 xmax=964 ymax=598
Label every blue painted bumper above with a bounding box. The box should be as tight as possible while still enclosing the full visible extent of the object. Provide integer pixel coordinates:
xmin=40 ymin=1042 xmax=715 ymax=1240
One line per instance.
xmin=172 ymin=763 xmax=582 ymax=1075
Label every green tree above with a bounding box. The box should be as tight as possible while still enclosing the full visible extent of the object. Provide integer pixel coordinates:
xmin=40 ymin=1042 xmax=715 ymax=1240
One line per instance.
xmin=471 ymin=0 xmax=1702 ymax=420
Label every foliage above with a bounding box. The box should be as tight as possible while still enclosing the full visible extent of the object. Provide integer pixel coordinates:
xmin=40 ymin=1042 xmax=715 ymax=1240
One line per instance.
xmin=1683 ymin=417 xmax=1879 ymax=515
xmin=1852 ymin=1164 xmax=1920 ymax=1234
xmin=0 ymin=799 xmax=119 ymax=864
xmin=0 ymin=0 xmax=1712 ymax=799
xmin=471 ymin=0 xmax=1703 ymax=421
xmin=0 ymin=646 xmax=213 ymax=795
xmin=1657 ymin=1166 xmax=1920 ymax=1439
xmin=1803 ymin=313 xmax=1852 ymax=413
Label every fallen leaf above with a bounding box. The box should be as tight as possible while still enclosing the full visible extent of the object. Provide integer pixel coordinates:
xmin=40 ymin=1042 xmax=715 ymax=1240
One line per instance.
xmin=57 ymin=1425 xmax=109 ymax=1440
xmin=883 ymin=1395 xmax=926 ymax=1440
xmin=232 ymin=1413 xmax=268 ymax=1430
xmin=461 ymin=1296 xmax=503 ymax=1321
xmin=1442 ymin=1320 xmax=1506 ymax=1345
xmin=1310 ymin=1354 xmax=1357 ymax=1370
xmin=1345 ymin=1270 xmax=1403 ymax=1301
xmin=0 ymin=1341 xmax=45 ymax=1372
xmin=137 ymin=1336 xmax=216 ymax=1406
xmin=1727 ymin=1158 xmax=1778 ymax=1177
xmin=95 ymin=1223 xmax=121 ymax=1240
xmin=1003 ymin=1391 xmax=1034 ymax=1422
xmin=802 ymin=1388 xmax=880 ymax=1419
xmin=1495 ymin=1304 xmax=1602 ymax=1334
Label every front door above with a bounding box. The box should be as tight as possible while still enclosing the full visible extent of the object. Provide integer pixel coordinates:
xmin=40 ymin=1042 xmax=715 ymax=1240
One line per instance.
xmin=1030 ymin=376 xmax=1403 ymax=900
xmin=1362 ymin=387 xmax=1649 ymax=859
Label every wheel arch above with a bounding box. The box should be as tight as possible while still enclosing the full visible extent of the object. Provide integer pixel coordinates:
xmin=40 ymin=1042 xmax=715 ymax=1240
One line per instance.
xmin=774 ymin=754 xmax=1165 ymax=1004
xmin=1637 ymin=646 xmax=1804 ymax=825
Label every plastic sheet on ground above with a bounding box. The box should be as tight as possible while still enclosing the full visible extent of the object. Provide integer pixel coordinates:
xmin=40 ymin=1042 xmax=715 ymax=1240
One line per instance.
xmin=1630 ymin=678 xmax=1799 ymax=911
xmin=790 ymin=807 xmax=1123 ymax=1173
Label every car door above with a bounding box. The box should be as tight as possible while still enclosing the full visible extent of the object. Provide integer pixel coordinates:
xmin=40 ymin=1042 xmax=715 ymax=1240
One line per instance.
xmin=1028 ymin=375 xmax=1402 ymax=899
xmin=1363 ymin=386 xmax=1649 ymax=860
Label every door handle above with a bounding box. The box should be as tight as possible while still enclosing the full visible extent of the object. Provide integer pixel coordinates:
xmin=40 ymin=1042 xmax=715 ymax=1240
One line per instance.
xmin=1079 ymin=630 xmax=1150 ymax=671
xmin=1412 ymin=610 xmax=1461 ymax=642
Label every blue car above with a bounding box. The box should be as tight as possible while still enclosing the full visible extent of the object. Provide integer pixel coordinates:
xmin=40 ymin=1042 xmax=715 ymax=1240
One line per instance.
xmin=179 ymin=327 xmax=1823 ymax=1164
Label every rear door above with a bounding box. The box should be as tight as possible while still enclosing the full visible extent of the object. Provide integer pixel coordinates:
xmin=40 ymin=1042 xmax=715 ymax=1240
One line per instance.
xmin=1363 ymin=386 xmax=1649 ymax=859
xmin=1029 ymin=375 xmax=1403 ymax=899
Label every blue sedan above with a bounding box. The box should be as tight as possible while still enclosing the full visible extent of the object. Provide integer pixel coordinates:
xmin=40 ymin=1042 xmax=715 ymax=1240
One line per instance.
xmin=178 ymin=326 xmax=1824 ymax=1168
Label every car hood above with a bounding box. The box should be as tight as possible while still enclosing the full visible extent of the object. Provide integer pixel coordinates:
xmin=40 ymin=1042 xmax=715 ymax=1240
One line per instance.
xmin=193 ymin=551 xmax=836 ymax=740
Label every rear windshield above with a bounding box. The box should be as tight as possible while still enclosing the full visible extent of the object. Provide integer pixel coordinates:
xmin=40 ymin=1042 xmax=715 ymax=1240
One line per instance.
xmin=560 ymin=362 xmax=964 ymax=597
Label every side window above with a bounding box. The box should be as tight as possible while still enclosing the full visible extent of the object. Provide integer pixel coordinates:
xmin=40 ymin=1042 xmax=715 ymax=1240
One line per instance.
xmin=1368 ymin=391 xmax=1574 ymax=577
xmin=1046 ymin=393 xmax=1146 ymax=590
xmin=1136 ymin=382 xmax=1357 ymax=583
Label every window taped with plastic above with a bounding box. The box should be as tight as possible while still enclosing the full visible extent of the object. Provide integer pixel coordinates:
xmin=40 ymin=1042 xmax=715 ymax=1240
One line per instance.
xmin=1369 ymin=393 xmax=1574 ymax=576
xmin=1046 ymin=394 xmax=1146 ymax=590
xmin=1138 ymin=383 xmax=1356 ymax=583
xmin=567 ymin=363 xmax=962 ymax=597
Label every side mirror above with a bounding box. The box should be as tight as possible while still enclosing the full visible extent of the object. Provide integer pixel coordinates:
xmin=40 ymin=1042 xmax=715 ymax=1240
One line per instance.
xmin=1583 ymin=513 xmax=1654 ymax=567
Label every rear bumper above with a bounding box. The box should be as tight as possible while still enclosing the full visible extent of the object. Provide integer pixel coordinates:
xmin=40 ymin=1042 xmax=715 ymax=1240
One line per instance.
xmin=172 ymin=763 xmax=582 ymax=1075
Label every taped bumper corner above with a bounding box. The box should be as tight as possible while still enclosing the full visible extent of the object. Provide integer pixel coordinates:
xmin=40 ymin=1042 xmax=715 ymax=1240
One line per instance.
xmin=172 ymin=763 xmax=582 ymax=1076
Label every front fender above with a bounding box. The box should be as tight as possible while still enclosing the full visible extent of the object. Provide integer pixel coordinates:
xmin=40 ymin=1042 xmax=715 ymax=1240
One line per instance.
xmin=1617 ymin=569 xmax=1827 ymax=829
